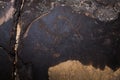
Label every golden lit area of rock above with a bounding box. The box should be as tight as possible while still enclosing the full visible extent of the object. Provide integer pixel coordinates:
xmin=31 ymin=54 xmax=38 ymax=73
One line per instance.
xmin=49 ymin=60 xmax=120 ymax=80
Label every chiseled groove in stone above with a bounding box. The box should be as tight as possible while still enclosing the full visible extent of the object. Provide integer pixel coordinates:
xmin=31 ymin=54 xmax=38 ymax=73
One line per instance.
xmin=23 ymin=12 xmax=50 ymax=38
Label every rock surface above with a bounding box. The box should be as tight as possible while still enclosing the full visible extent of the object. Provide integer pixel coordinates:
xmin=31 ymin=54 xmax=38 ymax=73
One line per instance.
xmin=0 ymin=48 xmax=13 ymax=80
xmin=0 ymin=0 xmax=120 ymax=80
xmin=0 ymin=0 xmax=22 ymax=80
xmin=18 ymin=5 xmax=120 ymax=80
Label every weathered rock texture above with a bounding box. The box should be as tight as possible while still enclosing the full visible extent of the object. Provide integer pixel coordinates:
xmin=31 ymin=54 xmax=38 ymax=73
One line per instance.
xmin=0 ymin=0 xmax=22 ymax=80
xmin=0 ymin=0 xmax=15 ymax=80
xmin=54 ymin=0 xmax=120 ymax=21
xmin=17 ymin=3 xmax=120 ymax=80
xmin=0 ymin=0 xmax=120 ymax=80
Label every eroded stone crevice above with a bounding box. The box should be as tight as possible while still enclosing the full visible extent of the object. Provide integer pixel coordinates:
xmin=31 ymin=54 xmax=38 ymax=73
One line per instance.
xmin=13 ymin=0 xmax=24 ymax=80
xmin=14 ymin=24 xmax=21 ymax=80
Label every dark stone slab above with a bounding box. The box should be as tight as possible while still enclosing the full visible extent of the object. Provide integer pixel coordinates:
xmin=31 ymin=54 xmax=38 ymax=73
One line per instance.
xmin=0 ymin=48 xmax=12 ymax=80
xmin=18 ymin=6 xmax=120 ymax=80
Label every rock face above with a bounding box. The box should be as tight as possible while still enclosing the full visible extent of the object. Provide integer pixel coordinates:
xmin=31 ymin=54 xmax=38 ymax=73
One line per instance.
xmin=0 ymin=0 xmax=15 ymax=80
xmin=0 ymin=0 xmax=15 ymax=52
xmin=0 ymin=0 xmax=21 ymax=80
xmin=18 ymin=5 xmax=120 ymax=80
xmin=0 ymin=0 xmax=120 ymax=80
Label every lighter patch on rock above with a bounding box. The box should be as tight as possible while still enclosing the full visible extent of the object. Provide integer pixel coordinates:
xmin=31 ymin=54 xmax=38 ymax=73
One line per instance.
xmin=0 ymin=0 xmax=15 ymax=26
xmin=49 ymin=60 xmax=120 ymax=80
